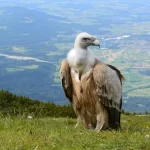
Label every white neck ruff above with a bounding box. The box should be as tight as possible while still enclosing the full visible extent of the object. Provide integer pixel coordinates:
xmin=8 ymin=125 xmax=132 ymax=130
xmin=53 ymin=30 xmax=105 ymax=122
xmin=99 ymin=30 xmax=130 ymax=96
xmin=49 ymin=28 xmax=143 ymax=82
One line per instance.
xmin=67 ymin=48 xmax=96 ymax=75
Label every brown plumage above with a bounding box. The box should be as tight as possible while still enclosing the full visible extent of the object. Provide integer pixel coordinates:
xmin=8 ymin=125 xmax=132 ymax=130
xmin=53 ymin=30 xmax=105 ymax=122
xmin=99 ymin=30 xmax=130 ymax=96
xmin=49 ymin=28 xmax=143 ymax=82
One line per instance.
xmin=60 ymin=32 xmax=124 ymax=131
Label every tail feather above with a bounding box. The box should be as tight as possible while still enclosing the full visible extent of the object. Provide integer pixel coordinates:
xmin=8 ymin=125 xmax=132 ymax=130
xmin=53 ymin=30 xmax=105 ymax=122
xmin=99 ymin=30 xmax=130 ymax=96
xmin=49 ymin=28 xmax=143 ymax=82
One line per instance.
xmin=106 ymin=107 xmax=121 ymax=130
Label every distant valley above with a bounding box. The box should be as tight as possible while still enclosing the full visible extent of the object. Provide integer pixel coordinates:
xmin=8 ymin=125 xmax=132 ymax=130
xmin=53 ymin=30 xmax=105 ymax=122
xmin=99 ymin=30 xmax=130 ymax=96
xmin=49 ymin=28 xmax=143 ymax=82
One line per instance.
xmin=0 ymin=0 xmax=150 ymax=112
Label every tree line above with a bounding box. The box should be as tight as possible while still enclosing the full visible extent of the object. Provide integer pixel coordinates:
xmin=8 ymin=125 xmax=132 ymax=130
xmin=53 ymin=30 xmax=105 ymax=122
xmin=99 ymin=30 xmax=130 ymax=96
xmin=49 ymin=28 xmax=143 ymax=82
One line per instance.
xmin=0 ymin=90 xmax=149 ymax=118
xmin=0 ymin=90 xmax=75 ymax=118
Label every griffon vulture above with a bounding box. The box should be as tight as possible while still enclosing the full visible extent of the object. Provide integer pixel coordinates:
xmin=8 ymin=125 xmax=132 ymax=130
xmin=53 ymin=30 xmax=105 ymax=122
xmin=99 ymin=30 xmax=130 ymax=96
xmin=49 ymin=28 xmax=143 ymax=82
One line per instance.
xmin=60 ymin=32 xmax=124 ymax=131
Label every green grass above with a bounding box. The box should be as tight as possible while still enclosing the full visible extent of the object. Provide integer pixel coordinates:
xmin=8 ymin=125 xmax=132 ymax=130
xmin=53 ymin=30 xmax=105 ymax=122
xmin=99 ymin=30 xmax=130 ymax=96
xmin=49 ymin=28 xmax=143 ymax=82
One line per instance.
xmin=0 ymin=115 xmax=150 ymax=150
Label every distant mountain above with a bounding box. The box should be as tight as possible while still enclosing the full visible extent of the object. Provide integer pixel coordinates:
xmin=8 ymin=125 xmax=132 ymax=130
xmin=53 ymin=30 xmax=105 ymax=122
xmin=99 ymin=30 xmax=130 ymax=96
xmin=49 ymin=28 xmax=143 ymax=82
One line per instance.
xmin=0 ymin=6 xmax=108 ymax=47
xmin=0 ymin=6 xmax=73 ymax=46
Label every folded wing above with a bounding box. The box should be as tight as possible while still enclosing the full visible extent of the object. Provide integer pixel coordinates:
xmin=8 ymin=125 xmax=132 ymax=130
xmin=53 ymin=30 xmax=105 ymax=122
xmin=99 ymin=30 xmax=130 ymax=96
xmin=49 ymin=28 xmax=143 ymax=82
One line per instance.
xmin=60 ymin=60 xmax=72 ymax=102
xmin=93 ymin=62 xmax=124 ymax=129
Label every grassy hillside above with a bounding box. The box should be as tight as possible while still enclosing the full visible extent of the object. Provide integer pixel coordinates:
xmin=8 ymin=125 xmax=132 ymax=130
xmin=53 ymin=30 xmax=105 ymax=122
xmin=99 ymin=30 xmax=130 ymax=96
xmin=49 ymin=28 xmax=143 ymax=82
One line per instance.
xmin=0 ymin=90 xmax=150 ymax=149
xmin=0 ymin=115 xmax=150 ymax=150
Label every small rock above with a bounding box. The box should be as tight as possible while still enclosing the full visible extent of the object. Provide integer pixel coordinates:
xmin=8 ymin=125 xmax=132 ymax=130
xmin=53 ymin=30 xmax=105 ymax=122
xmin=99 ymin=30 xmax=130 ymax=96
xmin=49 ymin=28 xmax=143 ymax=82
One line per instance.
xmin=145 ymin=135 xmax=149 ymax=139
xmin=27 ymin=115 xmax=32 ymax=119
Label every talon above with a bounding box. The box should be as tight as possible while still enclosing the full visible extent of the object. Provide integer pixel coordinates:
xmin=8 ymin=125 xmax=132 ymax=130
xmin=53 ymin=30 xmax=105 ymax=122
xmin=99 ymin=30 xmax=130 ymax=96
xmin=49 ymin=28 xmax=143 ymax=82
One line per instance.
xmin=87 ymin=123 xmax=94 ymax=130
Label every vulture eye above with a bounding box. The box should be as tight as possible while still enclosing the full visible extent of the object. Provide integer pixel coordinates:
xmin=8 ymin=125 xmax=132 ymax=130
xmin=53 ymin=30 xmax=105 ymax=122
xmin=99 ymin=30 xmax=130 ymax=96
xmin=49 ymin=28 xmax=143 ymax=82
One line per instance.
xmin=82 ymin=38 xmax=90 ymax=42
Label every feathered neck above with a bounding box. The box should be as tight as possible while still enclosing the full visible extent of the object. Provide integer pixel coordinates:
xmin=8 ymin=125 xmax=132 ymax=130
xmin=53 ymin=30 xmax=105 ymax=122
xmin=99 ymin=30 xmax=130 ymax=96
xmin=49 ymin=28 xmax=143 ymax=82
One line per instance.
xmin=74 ymin=37 xmax=88 ymax=49
xmin=74 ymin=42 xmax=88 ymax=50
xmin=67 ymin=48 xmax=96 ymax=72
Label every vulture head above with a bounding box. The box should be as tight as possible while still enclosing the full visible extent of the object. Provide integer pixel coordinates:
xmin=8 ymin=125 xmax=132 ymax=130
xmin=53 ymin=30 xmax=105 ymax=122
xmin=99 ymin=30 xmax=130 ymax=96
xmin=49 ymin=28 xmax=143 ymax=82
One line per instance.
xmin=74 ymin=32 xmax=100 ymax=49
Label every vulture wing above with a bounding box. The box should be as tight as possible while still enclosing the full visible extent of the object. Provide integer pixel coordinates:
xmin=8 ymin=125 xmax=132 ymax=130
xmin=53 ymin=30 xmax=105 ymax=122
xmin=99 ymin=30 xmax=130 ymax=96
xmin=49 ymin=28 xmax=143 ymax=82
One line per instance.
xmin=60 ymin=60 xmax=72 ymax=102
xmin=93 ymin=62 xmax=124 ymax=129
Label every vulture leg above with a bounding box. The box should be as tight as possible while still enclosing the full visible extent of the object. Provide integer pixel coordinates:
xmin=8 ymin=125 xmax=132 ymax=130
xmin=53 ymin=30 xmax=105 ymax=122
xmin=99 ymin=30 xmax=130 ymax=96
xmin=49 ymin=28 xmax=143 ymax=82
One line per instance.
xmin=95 ymin=102 xmax=109 ymax=131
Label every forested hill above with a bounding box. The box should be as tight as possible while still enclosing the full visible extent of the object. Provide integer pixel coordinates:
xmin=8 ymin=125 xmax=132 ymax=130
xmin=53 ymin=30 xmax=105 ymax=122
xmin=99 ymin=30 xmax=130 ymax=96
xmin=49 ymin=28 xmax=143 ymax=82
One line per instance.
xmin=0 ymin=90 xmax=75 ymax=118
xmin=0 ymin=90 xmax=149 ymax=117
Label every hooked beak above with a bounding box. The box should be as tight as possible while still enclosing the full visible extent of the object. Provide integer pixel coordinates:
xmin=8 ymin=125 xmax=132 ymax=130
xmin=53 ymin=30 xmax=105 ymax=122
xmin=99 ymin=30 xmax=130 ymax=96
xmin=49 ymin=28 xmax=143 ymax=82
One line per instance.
xmin=92 ymin=40 xmax=100 ymax=48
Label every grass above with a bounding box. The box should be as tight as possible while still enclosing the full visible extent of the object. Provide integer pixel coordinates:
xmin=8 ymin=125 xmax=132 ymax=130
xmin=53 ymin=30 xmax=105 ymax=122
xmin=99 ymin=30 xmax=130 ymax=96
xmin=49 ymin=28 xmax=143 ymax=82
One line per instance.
xmin=0 ymin=115 xmax=150 ymax=150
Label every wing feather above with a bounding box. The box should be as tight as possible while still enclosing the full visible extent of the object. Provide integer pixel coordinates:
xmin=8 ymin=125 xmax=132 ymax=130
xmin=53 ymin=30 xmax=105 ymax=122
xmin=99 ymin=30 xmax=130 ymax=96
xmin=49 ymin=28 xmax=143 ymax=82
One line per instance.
xmin=93 ymin=62 xmax=123 ymax=129
xmin=60 ymin=60 xmax=72 ymax=102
